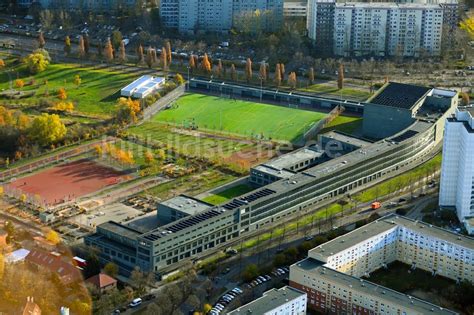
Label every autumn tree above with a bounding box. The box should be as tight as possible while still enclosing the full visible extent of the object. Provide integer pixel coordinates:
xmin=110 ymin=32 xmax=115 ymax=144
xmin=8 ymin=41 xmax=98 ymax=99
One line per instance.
xmin=0 ymin=253 xmax=4 ymax=280
xmin=137 ymin=45 xmax=144 ymax=64
xmin=57 ymin=87 xmax=67 ymax=100
xmin=245 ymin=58 xmax=253 ymax=83
xmin=288 ymin=72 xmax=297 ymax=89
xmin=145 ymin=47 xmax=154 ymax=68
xmin=230 ymin=64 xmax=237 ymax=81
xmin=46 ymin=230 xmax=61 ymax=245
xmin=14 ymin=79 xmax=24 ymax=89
xmin=189 ymin=54 xmax=196 ymax=71
xmin=0 ymin=59 xmax=5 ymax=68
xmin=28 ymin=114 xmax=67 ymax=146
xmin=64 ymin=36 xmax=71 ymax=55
xmin=216 ymin=59 xmax=223 ymax=79
xmin=73 ymin=75 xmax=81 ymax=88
xmin=461 ymin=92 xmax=470 ymax=106
xmin=160 ymin=46 xmax=168 ymax=70
xmin=274 ymin=63 xmax=282 ymax=86
xmin=130 ymin=267 xmax=153 ymax=296
xmin=38 ymin=31 xmax=46 ymax=49
xmin=337 ymin=63 xmax=344 ymax=90
xmin=116 ymin=97 xmax=141 ymax=124
xmin=119 ymin=40 xmax=127 ymax=63
xmin=308 ymin=67 xmax=315 ymax=84
xmin=78 ymin=35 xmax=85 ymax=58
xmin=280 ymin=63 xmax=285 ymax=81
xmin=51 ymin=101 xmax=74 ymax=112
xmin=174 ymin=73 xmax=185 ymax=85
xmin=24 ymin=52 xmax=49 ymax=74
xmin=201 ymin=53 xmax=211 ymax=74
xmin=259 ymin=62 xmax=267 ymax=83
xmin=144 ymin=151 xmax=155 ymax=165
xmin=104 ymin=38 xmax=114 ymax=63
xmin=165 ymin=41 xmax=172 ymax=64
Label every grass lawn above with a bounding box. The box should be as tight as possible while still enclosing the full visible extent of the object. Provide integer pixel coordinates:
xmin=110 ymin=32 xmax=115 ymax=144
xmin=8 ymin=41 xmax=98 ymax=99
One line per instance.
xmin=0 ymin=62 xmax=138 ymax=117
xmin=319 ymin=115 xmax=363 ymax=135
xmin=202 ymin=184 xmax=255 ymax=205
xmin=152 ymin=93 xmax=327 ymax=142
xmin=299 ymin=84 xmax=372 ymax=101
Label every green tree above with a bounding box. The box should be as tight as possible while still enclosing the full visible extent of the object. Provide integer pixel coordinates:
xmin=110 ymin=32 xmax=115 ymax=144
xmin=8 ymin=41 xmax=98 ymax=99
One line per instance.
xmin=242 ymin=264 xmax=259 ymax=282
xmin=64 ymin=36 xmax=71 ymax=55
xmin=104 ymin=262 xmax=119 ymax=278
xmin=24 ymin=52 xmax=50 ymax=74
xmin=28 ymin=113 xmax=67 ymax=146
xmin=111 ymin=30 xmax=123 ymax=50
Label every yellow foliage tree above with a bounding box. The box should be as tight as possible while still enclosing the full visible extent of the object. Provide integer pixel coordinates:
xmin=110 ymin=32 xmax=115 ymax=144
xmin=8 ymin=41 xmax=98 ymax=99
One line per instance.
xmin=57 ymin=87 xmax=67 ymax=100
xmin=201 ymin=54 xmax=211 ymax=74
xmin=52 ymin=101 xmax=74 ymax=112
xmin=0 ymin=59 xmax=5 ymax=68
xmin=46 ymin=229 xmax=61 ymax=245
xmin=73 ymin=74 xmax=81 ymax=88
xmin=144 ymin=151 xmax=155 ymax=165
xmin=28 ymin=113 xmax=67 ymax=146
xmin=203 ymin=304 xmax=212 ymax=314
xmin=0 ymin=186 xmax=3 ymax=197
xmin=20 ymin=194 xmax=27 ymax=203
xmin=24 ymin=52 xmax=49 ymax=74
xmin=175 ymin=73 xmax=185 ymax=85
xmin=116 ymin=97 xmax=141 ymax=123
xmin=0 ymin=253 xmax=4 ymax=280
xmin=14 ymin=79 xmax=24 ymax=89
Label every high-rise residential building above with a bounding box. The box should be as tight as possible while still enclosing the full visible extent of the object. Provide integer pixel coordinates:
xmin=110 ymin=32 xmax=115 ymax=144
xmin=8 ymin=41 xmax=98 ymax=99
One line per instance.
xmin=307 ymin=0 xmax=458 ymax=57
xmin=160 ymin=0 xmax=283 ymax=33
xmin=289 ymin=214 xmax=473 ymax=314
xmin=228 ymin=286 xmax=307 ymax=315
xmin=284 ymin=1 xmax=308 ymax=17
xmin=440 ymin=107 xmax=474 ymax=235
xmin=36 ymin=0 xmax=137 ymax=11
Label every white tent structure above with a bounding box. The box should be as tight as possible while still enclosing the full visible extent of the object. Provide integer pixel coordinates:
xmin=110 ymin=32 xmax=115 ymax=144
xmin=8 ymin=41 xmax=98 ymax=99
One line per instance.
xmin=121 ymin=75 xmax=165 ymax=99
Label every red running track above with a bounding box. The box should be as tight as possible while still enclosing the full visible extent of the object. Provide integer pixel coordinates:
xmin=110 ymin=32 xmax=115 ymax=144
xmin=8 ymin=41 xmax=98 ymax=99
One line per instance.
xmin=8 ymin=159 xmax=126 ymax=205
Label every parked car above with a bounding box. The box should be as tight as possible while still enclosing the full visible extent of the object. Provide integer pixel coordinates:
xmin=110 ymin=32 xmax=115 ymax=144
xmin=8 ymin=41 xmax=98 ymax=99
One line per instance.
xmin=129 ymin=298 xmax=142 ymax=308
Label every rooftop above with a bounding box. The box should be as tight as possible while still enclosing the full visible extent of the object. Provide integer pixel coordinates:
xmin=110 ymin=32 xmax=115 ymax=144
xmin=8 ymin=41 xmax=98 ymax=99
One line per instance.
xmin=85 ymin=273 xmax=117 ymax=289
xmin=369 ymin=82 xmax=431 ymax=110
xmin=98 ymin=221 xmax=142 ymax=241
xmin=292 ymin=258 xmax=457 ymax=315
xmin=262 ymin=147 xmax=324 ymax=171
xmin=228 ymin=286 xmax=306 ymax=315
xmin=159 ymin=195 xmax=213 ymax=216
xmin=320 ymin=131 xmax=372 ymax=148
xmin=309 ymin=214 xmax=474 ymax=260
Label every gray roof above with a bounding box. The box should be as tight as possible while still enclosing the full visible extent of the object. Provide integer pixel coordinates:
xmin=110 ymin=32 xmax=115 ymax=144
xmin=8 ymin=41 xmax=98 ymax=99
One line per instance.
xmin=228 ymin=286 xmax=306 ymax=315
xmin=97 ymin=221 xmax=142 ymax=241
xmin=291 ymin=258 xmax=457 ymax=315
xmin=262 ymin=147 xmax=324 ymax=171
xmin=159 ymin=195 xmax=213 ymax=216
xmin=369 ymin=82 xmax=431 ymax=110
xmin=320 ymin=131 xmax=372 ymax=148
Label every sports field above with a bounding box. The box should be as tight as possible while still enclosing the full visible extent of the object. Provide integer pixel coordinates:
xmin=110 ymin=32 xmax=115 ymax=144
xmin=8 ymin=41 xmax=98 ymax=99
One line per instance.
xmin=153 ymin=94 xmax=327 ymax=142
xmin=7 ymin=159 xmax=126 ymax=205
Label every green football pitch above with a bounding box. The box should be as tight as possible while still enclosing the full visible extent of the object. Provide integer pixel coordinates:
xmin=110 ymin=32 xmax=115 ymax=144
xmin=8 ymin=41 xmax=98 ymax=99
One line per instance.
xmin=153 ymin=93 xmax=327 ymax=142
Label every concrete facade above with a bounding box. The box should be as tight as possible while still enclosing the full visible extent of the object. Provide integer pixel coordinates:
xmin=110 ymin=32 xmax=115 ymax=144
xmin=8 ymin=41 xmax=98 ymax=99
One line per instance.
xmin=440 ymin=107 xmax=474 ymax=235
xmin=289 ymin=214 xmax=473 ymax=314
xmin=307 ymin=0 xmax=458 ymax=57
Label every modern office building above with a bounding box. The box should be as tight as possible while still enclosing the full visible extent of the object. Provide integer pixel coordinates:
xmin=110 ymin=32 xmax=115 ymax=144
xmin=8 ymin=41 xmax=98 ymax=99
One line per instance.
xmin=160 ymin=0 xmax=283 ymax=33
xmin=85 ymin=83 xmax=457 ymax=277
xmin=363 ymin=82 xmax=457 ymax=139
xmin=284 ymin=1 xmax=307 ymax=17
xmin=307 ymin=0 xmax=458 ymax=57
xmin=120 ymin=75 xmax=166 ymax=99
xmin=439 ymin=107 xmax=474 ymax=235
xmin=290 ymin=214 xmax=473 ymax=314
xmin=228 ymin=286 xmax=307 ymax=315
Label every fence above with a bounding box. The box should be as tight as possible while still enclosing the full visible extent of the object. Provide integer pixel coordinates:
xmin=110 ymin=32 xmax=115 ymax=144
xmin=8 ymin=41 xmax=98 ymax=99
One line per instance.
xmin=141 ymin=85 xmax=186 ymax=122
xmin=303 ymin=105 xmax=345 ymax=141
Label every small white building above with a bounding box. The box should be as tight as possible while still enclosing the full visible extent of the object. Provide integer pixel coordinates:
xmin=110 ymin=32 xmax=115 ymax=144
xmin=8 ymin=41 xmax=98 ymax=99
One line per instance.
xmin=440 ymin=107 xmax=474 ymax=234
xmin=5 ymin=248 xmax=30 ymax=264
xmin=121 ymin=75 xmax=165 ymax=99
xmin=228 ymin=286 xmax=307 ymax=315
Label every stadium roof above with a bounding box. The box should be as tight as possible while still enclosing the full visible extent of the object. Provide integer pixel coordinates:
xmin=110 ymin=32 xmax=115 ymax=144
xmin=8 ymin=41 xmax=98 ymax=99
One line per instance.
xmin=369 ymin=82 xmax=431 ymax=110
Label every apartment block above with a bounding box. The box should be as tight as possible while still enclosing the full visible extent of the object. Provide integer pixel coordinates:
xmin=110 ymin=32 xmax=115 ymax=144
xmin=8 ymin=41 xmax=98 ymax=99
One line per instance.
xmin=160 ymin=0 xmax=283 ymax=33
xmin=284 ymin=1 xmax=307 ymax=17
xmin=440 ymin=107 xmax=474 ymax=235
xmin=290 ymin=214 xmax=474 ymax=314
xmin=228 ymin=286 xmax=307 ymax=315
xmin=307 ymin=0 xmax=458 ymax=57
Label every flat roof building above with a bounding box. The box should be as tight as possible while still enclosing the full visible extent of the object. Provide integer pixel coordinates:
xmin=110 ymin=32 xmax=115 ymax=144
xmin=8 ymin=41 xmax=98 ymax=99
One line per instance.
xmin=228 ymin=286 xmax=307 ymax=315
xmin=157 ymin=195 xmax=214 ymax=224
xmin=121 ymin=75 xmax=165 ymax=99
xmin=290 ymin=214 xmax=473 ymax=314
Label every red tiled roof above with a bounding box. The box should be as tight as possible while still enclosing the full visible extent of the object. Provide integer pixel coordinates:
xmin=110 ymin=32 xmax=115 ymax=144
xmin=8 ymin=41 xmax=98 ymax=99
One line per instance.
xmin=25 ymin=249 xmax=82 ymax=284
xmin=85 ymin=273 xmax=117 ymax=289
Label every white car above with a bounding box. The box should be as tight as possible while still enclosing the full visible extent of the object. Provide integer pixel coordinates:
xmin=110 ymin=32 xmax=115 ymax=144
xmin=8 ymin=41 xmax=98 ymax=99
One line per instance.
xmin=129 ymin=298 xmax=142 ymax=308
